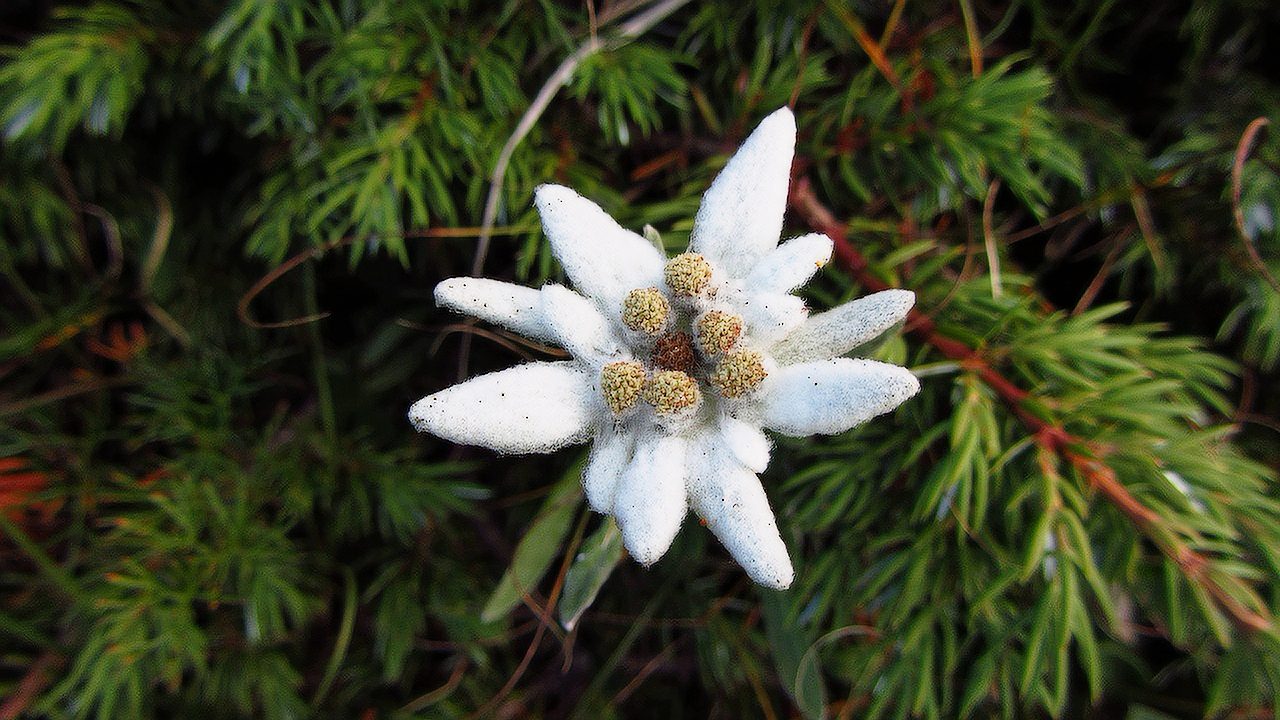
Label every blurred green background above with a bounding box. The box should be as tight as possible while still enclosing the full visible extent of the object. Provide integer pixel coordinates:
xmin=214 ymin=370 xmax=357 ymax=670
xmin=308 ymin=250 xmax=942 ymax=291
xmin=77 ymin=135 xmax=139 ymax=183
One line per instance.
xmin=2 ymin=1 xmax=1280 ymax=717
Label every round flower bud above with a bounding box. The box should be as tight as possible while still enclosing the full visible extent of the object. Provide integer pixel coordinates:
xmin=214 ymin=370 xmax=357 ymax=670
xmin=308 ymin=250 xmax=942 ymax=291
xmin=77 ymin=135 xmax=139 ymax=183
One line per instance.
xmin=695 ymin=310 xmax=742 ymax=356
xmin=621 ymin=287 xmax=670 ymax=335
xmin=709 ymin=349 xmax=767 ymax=398
xmin=664 ymin=253 xmax=713 ymax=297
xmin=642 ymin=370 xmax=701 ymax=415
xmin=651 ymin=331 xmax=696 ymax=373
xmin=600 ymin=361 xmax=646 ymax=414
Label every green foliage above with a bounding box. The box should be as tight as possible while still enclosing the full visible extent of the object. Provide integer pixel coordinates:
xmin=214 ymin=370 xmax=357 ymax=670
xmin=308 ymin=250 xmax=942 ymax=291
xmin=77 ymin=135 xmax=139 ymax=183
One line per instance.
xmin=0 ymin=4 xmax=149 ymax=152
xmin=2 ymin=0 xmax=1279 ymax=718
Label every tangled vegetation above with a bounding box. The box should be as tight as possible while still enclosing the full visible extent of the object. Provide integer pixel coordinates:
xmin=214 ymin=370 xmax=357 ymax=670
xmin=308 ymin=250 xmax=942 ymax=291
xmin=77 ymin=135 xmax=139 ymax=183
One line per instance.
xmin=2 ymin=1 xmax=1279 ymax=717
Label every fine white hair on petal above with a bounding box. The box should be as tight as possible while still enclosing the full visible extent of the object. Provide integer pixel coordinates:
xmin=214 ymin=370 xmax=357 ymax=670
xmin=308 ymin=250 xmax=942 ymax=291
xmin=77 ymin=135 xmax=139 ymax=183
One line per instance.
xmin=761 ymin=358 xmax=920 ymax=437
xmin=533 ymin=184 xmax=666 ymax=309
xmin=743 ymin=233 xmax=834 ymax=293
xmin=737 ymin=290 xmax=808 ymax=345
xmin=434 ymin=277 xmax=552 ymax=342
xmin=613 ymin=433 xmax=689 ymax=566
xmin=582 ymin=424 xmax=635 ymax=514
xmin=686 ymin=435 xmax=794 ymax=589
xmin=771 ymin=289 xmax=916 ymax=365
xmin=688 ymin=108 xmax=797 ymax=278
xmin=538 ymin=284 xmax=619 ymax=364
xmin=408 ymin=361 xmax=596 ymax=454
xmin=719 ymin=414 xmax=771 ymax=473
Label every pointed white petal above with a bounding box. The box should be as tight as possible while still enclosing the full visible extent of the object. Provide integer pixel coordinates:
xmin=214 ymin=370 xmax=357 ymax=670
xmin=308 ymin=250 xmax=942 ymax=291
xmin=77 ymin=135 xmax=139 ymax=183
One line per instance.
xmin=744 ymin=233 xmax=833 ymax=294
xmin=738 ymin=291 xmax=808 ymax=345
xmin=408 ymin=362 xmax=596 ymax=453
xmin=687 ymin=437 xmax=793 ymax=589
xmin=582 ymin=425 xmax=635 ymax=514
xmin=689 ymin=108 xmax=797 ymax=278
xmin=434 ymin=277 xmax=552 ymax=342
xmin=613 ymin=434 xmax=688 ymax=565
xmin=761 ymin=358 xmax=919 ymax=436
xmin=538 ymin=284 xmax=619 ymax=363
xmin=771 ymin=290 xmax=915 ymax=365
xmin=534 ymin=185 xmax=666 ymax=309
xmin=719 ymin=415 xmax=771 ymax=473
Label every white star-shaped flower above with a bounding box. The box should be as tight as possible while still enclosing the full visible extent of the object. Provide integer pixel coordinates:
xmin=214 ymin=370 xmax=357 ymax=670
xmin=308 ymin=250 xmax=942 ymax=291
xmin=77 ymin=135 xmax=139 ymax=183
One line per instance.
xmin=410 ymin=108 xmax=919 ymax=589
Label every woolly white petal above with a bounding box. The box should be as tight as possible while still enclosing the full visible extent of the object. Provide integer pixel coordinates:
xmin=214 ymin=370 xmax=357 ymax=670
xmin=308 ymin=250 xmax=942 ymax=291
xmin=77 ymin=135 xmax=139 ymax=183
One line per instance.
xmin=738 ymin=291 xmax=808 ymax=345
xmin=434 ymin=277 xmax=551 ymax=342
xmin=719 ymin=415 xmax=771 ymax=473
xmin=771 ymin=289 xmax=915 ymax=365
xmin=761 ymin=358 xmax=920 ymax=436
xmin=614 ymin=434 xmax=688 ymax=566
xmin=538 ymin=284 xmax=618 ymax=363
xmin=689 ymin=108 xmax=797 ymax=278
xmin=744 ymin=233 xmax=834 ymax=294
xmin=687 ymin=436 xmax=793 ymax=589
xmin=534 ymin=184 xmax=666 ymax=309
xmin=583 ymin=425 xmax=635 ymax=514
xmin=408 ymin=362 xmax=596 ymax=453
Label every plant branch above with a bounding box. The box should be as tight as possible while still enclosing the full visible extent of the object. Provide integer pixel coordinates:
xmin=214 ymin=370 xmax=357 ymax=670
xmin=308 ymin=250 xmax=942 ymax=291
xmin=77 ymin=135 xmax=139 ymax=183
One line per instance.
xmin=470 ymin=0 xmax=693 ymax=277
xmin=789 ymin=174 xmax=1273 ymax=634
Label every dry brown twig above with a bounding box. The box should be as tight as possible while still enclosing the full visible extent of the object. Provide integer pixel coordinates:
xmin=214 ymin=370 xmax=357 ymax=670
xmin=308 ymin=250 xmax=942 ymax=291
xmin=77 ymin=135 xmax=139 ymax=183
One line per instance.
xmin=1231 ymin=117 xmax=1280 ymax=293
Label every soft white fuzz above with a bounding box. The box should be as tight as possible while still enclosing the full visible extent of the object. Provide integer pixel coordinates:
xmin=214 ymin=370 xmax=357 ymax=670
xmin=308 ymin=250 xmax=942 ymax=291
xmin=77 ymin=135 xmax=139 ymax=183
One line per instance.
xmin=434 ymin=277 xmax=552 ymax=342
xmin=538 ymin=284 xmax=617 ymax=363
xmin=689 ymin=107 xmax=797 ymax=278
xmin=614 ymin=435 xmax=689 ymax=565
xmin=718 ymin=415 xmax=771 ymax=473
xmin=534 ymin=184 xmax=665 ymax=310
xmin=411 ymin=108 xmax=920 ymax=590
xmin=408 ymin=362 xmax=595 ymax=453
xmin=744 ymin=233 xmax=834 ymax=294
xmin=686 ymin=436 xmax=794 ymax=589
xmin=761 ymin=358 xmax=921 ymax=436
xmin=583 ymin=426 xmax=635 ymax=514
xmin=771 ymin=289 xmax=916 ymax=365
xmin=733 ymin=291 xmax=809 ymax=345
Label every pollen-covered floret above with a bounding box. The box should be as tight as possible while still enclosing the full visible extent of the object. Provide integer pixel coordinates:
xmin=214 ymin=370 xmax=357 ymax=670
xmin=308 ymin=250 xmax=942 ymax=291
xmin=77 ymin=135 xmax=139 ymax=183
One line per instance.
xmin=621 ymin=287 xmax=670 ymax=335
xmin=664 ymin=253 xmax=713 ymax=297
xmin=652 ymin=331 xmax=696 ymax=372
xmin=600 ymin=361 xmax=646 ymax=414
xmin=642 ymin=370 xmax=701 ymax=414
xmin=695 ymin=310 xmax=743 ymax=356
xmin=709 ymin=349 xmax=768 ymax=398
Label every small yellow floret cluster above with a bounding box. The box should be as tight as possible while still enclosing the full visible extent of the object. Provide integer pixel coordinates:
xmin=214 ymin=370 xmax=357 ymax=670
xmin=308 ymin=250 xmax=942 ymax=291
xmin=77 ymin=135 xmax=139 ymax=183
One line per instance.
xmin=663 ymin=253 xmax=713 ymax=297
xmin=600 ymin=361 xmax=646 ymax=414
xmin=709 ymin=349 xmax=767 ymax=398
xmin=621 ymin=287 xmax=670 ymax=335
xmin=641 ymin=370 xmax=701 ymax=415
xmin=695 ymin=311 xmax=742 ymax=356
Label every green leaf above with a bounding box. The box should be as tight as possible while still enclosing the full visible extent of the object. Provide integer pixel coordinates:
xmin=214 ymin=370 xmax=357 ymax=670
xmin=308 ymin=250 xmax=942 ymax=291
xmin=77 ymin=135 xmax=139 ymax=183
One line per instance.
xmin=558 ymin=517 xmax=625 ymax=631
xmin=480 ymin=458 xmax=584 ymax=623
xmin=763 ymin=590 xmax=826 ymax=720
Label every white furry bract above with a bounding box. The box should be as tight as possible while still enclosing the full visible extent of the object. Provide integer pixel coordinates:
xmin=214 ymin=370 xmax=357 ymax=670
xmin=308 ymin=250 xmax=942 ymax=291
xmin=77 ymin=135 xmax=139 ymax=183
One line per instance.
xmin=771 ymin=289 xmax=916 ymax=365
xmin=434 ymin=278 xmax=551 ymax=342
xmin=538 ymin=284 xmax=617 ymax=363
xmin=761 ymin=358 xmax=921 ymax=436
xmin=534 ymin=184 xmax=665 ymax=310
xmin=687 ymin=437 xmax=793 ymax=589
xmin=409 ymin=107 xmax=921 ymax=591
xmin=408 ymin=362 xmax=595 ymax=454
xmin=583 ymin=426 xmax=635 ymax=514
xmin=614 ymin=435 xmax=689 ymax=565
xmin=689 ymin=108 xmax=797 ymax=278
xmin=744 ymin=233 xmax=834 ymax=294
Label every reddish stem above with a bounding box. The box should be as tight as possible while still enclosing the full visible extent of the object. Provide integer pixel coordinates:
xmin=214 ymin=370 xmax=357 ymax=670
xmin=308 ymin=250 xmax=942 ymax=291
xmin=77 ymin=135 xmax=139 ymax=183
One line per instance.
xmin=789 ymin=174 xmax=1272 ymax=634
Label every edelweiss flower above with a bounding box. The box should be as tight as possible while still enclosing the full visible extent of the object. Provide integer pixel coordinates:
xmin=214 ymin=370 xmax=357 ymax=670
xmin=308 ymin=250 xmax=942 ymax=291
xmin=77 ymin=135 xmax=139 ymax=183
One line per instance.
xmin=410 ymin=108 xmax=919 ymax=589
